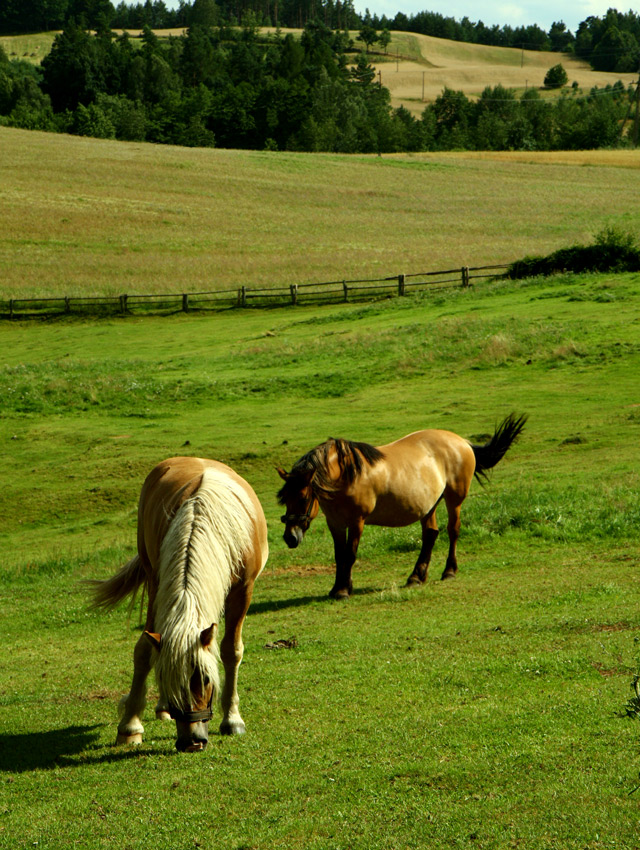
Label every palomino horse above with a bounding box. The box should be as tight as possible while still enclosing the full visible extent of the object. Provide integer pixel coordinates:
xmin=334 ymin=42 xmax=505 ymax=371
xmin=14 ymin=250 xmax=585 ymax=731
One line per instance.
xmin=277 ymin=414 xmax=526 ymax=599
xmin=91 ymin=457 xmax=268 ymax=752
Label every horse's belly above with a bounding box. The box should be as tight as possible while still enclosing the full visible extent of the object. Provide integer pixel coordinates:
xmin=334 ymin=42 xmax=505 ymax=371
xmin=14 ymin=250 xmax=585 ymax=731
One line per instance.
xmin=365 ymin=495 xmax=435 ymax=527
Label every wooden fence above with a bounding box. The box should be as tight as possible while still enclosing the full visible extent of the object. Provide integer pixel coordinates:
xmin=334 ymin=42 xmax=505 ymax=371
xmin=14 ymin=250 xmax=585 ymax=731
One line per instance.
xmin=1 ymin=264 xmax=509 ymax=320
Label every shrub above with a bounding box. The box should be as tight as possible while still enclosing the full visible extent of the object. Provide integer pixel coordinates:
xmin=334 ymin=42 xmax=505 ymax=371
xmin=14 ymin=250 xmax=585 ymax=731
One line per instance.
xmin=544 ymin=63 xmax=568 ymax=88
xmin=507 ymin=227 xmax=640 ymax=278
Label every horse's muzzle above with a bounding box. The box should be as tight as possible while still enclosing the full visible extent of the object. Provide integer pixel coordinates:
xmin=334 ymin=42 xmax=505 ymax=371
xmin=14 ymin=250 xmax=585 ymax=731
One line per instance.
xmin=283 ymin=526 xmax=304 ymax=548
xmin=175 ymin=719 xmax=209 ymax=753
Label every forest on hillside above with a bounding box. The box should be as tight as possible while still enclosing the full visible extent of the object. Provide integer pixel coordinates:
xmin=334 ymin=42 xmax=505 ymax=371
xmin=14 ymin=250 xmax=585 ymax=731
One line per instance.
xmin=1 ymin=2 xmax=639 ymax=153
xmin=3 ymin=0 xmax=640 ymax=73
xmin=1 ymin=20 xmax=635 ymax=153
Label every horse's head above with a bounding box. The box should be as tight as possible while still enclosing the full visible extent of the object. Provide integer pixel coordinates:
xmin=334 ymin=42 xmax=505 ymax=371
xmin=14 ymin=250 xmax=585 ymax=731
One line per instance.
xmin=276 ymin=466 xmax=319 ymax=548
xmin=145 ymin=624 xmax=217 ymax=753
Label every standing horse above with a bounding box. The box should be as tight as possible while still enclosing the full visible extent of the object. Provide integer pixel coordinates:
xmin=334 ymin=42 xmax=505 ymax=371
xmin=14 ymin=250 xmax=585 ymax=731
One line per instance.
xmin=91 ymin=457 xmax=268 ymax=752
xmin=277 ymin=414 xmax=526 ymax=599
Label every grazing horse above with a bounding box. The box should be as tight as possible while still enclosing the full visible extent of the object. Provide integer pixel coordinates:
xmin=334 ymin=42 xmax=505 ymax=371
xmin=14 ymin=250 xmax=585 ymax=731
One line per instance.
xmin=91 ymin=457 xmax=268 ymax=752
xmin=277 ymin=414 xmax=526 ymax=599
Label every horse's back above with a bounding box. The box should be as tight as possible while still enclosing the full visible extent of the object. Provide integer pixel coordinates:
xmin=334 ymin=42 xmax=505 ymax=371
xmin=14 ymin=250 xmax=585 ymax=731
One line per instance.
xmin=380 ymin=429 xmax=475 ymax=476
xmin=359 ymin=429 xmax=476 ymax=525
xmin=138 ymin=457 xmax=268 ymax=578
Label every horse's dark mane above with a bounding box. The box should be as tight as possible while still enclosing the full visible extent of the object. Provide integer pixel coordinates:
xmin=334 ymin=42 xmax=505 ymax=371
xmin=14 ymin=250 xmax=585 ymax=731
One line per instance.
xmin=278 ymin=438 xmax=385 ymax=503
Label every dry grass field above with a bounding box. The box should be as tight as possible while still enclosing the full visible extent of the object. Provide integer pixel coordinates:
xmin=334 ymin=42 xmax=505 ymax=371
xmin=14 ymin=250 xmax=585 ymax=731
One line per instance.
xmin=374 ymin=32 xmax=639 ymax=114
xmin=2 ymin=126 xmax=640 ymax=300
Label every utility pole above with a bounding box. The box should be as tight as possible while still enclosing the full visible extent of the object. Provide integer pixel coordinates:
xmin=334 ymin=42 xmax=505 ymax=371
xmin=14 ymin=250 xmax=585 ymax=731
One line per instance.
xmin=634 ymin=66 xmax=640 ymax=147
xmin=618 ymin=66 xmax=640 ymax=144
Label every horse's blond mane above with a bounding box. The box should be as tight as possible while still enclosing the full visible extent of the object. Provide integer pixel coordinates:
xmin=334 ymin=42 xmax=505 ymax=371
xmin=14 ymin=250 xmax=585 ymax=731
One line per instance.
xmin=153 ymin=468 xmax=255 ymax=711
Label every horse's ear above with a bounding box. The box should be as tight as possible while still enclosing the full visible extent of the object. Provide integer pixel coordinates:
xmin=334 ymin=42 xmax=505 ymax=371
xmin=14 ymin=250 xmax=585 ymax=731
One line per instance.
xmin=276 ymin=466 xmax=289 ymax=481
xmin=144 ymin=631 xmax=162 ymax=650
xmin=200 ymin=623 xmax=217 ymax=648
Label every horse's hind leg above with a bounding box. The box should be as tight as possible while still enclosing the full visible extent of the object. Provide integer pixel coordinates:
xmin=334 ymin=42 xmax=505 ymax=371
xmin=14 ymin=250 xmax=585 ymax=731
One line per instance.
xmin=117 ymin=632 xmax=154 ymax=745
xmin=406 ymin=512 xmax=439 ymax=587
xmin=441 ymin=488 xmax=464 ymax=580
xmin=219 ymin=581 xmax=254 ymax=736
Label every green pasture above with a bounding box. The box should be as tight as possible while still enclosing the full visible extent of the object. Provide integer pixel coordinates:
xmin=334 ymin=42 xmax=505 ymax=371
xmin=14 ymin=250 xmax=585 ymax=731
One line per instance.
xmin=1 ymin=268 xmax=639 ymax=848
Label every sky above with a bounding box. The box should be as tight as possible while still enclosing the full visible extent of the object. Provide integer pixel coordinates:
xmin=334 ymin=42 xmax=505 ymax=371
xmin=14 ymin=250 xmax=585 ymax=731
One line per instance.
xmin=160 ymin=1 xmax=637 ymax=33
xmin=351 ymin=1 xmax=636 ymax=32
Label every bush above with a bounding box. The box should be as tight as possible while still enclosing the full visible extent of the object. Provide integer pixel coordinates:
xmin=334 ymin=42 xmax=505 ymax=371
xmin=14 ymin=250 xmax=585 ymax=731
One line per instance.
xmin=544 ymin=63 xmax=568 ymax=88
xmin=507 ymin=227 xmax=640 ymax=278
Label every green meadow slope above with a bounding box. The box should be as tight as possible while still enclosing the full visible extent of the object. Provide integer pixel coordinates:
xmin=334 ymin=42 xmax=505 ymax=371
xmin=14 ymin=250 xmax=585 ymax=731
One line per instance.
xmin=0 ymin=270 xmax=639 ymax=848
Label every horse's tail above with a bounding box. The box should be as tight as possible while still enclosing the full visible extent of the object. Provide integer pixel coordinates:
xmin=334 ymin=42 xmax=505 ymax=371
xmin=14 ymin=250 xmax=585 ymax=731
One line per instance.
xmin=471 ymin=412 xmax=527 ymax=484
xmin=88 ymin=554 xmax=147 ymax=611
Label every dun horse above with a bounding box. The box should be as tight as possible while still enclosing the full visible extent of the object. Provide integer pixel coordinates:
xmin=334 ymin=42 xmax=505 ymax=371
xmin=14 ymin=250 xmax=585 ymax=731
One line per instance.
xmin=278 ymin=414 xmax=526 ymax=599
xmin=91 ymin=457 xmax=268 ymax=752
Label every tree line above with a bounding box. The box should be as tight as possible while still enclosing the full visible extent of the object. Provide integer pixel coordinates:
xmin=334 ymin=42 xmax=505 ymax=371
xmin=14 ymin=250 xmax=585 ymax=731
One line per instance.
xmin=0 ymin=20 xmax=636 ymax=153
xmin=0 ymin=0 xmax=361 ymax=34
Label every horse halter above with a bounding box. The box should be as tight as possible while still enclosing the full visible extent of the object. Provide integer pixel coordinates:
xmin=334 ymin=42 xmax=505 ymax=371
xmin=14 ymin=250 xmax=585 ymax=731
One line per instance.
xmin=168 ymin=694 xmax=213 ymax=724
xmin=280 ymin=497 xmax=315 ymax=528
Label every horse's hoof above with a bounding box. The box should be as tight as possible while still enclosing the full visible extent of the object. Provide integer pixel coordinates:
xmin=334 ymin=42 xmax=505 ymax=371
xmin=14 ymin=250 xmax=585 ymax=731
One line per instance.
xmin=406 ymin=577 xmax=425 ymax=587
xmin=116 ymin=732 xmax=143 ymax=745
xmin=331 ymin=588 xmax=350 ymax=600
xmin=219 ymin=720 xmax=246 ymax=736
xmin=155 ymin=710 xmax=172 ymax=722
xmin=441 ymin=572 xmax=456 ymax=580
xmin=183 ymin=741 xmax=206 ymax=753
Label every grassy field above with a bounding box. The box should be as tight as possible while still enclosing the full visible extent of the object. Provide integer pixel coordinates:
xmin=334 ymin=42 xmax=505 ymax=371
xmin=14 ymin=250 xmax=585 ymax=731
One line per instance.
xmin=2 ymin=127 xmax=640 ymax=301
xmin=0 ymin=264 xmax=639 ymax=848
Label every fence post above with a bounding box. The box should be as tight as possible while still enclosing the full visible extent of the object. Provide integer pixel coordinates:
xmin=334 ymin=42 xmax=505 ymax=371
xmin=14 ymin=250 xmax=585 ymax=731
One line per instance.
xmin=343 ymin=280 xmax=348 ymax=302
xmin=182 ymin=293 xmax=189 ymax=312
xmin=120 ymin=294 xmax=128 ymax=314
xmin=238 ymin=286 xmax=247 ymax=307
xmin=290 ymin=284 xmax=298 ymax=305
xmin=9 ymin=299 xmax=13 ymax=319
xmin=398 ymin=274 xmax=406 ymax=296
xmin=461 ymin=267 xmax=470 ymax=287
xmin=64 ymin=297 xmax=70 ymax=314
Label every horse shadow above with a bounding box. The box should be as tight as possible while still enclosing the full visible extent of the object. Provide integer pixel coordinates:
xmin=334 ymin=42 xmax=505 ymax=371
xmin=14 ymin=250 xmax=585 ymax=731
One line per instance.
xmin=0 ymin=725 xmax=102 ymax=772
xmin=0 ymin=725 xmax=162 ymax=771
xmin=248 ymin=585 xmax=380 ymax=616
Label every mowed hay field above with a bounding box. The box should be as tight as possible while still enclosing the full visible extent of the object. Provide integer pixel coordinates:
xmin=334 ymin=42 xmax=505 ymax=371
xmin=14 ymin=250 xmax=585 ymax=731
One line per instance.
xmin=2 ymin=126 xmax=640 ymax=299
xmin=373 ymin=31 xmax=640 ymax=113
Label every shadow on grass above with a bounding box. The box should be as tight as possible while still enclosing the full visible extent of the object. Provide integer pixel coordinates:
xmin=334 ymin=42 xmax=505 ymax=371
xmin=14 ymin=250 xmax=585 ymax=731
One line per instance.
xmin=248 ymin=585 xmax=380 ymax=615
xmin=0 ymin=725 xmax=166 ymax=771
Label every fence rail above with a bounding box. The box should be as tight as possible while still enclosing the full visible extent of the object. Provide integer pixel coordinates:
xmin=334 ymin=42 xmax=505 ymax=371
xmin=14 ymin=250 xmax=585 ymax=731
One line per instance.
xmin=1 ymin=264 xmax=510 ymax=320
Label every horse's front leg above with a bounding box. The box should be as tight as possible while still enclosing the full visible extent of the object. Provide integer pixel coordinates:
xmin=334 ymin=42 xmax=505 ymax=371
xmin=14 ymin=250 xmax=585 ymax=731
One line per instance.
xmin=117 ymin=631 xmax=155 ymax=745
xmin=219 ymin=581 xmax=254 ymax=736
xmin=328 ymin=519 xmax=364 ymax=599
xmin=406 ymin=512 xmax=439 ymax=587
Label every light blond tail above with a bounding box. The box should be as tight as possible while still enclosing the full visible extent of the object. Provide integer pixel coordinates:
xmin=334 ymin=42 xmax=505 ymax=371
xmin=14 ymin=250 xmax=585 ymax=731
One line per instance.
xmin=89 ymin=554 xmax=147 ymax=611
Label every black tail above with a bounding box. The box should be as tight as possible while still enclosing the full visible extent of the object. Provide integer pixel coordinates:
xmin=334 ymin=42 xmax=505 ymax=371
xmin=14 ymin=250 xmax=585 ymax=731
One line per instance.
xmin=471 ymin=413 xmax=527 ymax=484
